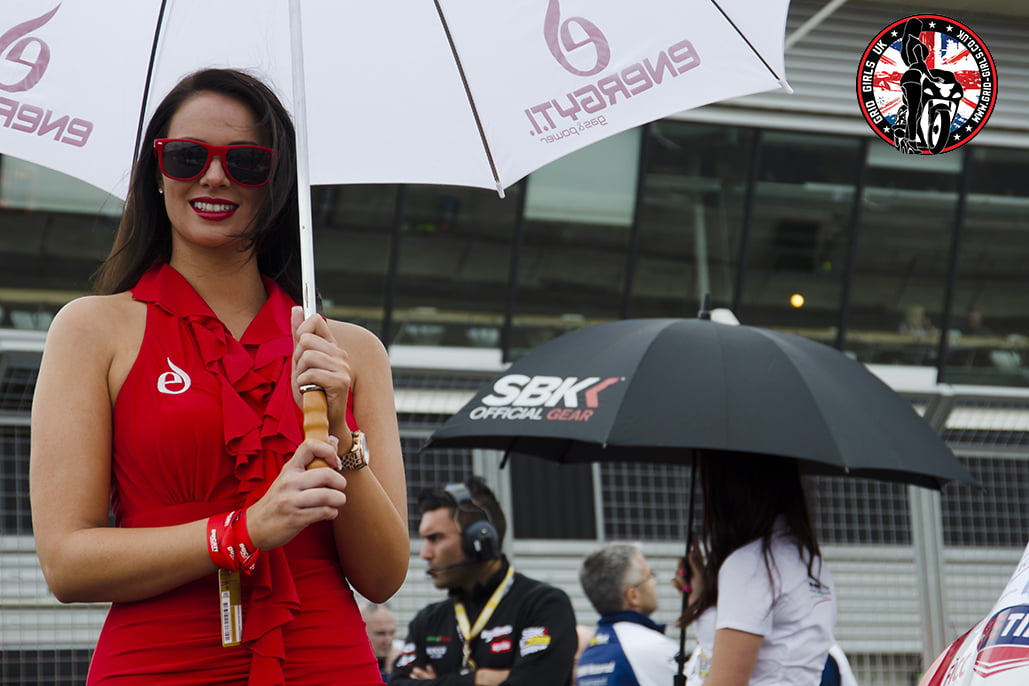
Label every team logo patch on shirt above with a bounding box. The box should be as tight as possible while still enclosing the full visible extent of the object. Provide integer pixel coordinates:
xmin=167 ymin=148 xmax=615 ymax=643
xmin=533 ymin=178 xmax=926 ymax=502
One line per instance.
xmin=427 ymin=646 xmax=448 ymax=659
xmin=395 ymin=643 xmax=417 ymax=668
xmin=809 ymin=579 xmax=833 ymax=606
xmin=481 ymin=625 xmax=513 ymax=642
xmin=576 ymin=661 xmax=616 ymax=677
xmin=519 ymin=627 xmax=552 ymax=656
xmin=490 ymin=639 xmax=513 ymax=654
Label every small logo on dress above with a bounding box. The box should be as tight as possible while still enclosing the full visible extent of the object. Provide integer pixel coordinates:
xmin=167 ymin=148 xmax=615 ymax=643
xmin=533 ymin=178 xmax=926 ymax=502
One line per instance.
xmin=157 ymin=358 xmax=191 ymax=395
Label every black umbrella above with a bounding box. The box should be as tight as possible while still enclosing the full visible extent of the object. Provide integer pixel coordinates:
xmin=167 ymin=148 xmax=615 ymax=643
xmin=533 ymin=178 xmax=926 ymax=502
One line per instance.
xmin=422 ymin=313 xmax=977 ymax=684
xmin=423 ymin=316 xmax=975 ymax=490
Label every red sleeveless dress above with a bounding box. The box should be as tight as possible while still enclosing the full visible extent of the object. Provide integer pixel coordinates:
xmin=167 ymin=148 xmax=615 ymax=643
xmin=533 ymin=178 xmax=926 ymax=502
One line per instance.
xmin=87 ymin=264 xmax=382 ymax=685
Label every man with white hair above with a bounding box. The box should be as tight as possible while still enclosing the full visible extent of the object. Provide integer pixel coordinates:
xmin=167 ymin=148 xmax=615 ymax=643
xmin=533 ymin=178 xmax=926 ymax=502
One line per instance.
xmin=576 ymin=543 xmax=677 ymax=686
xmin=361 ymin=602 xmax=402 ymax=681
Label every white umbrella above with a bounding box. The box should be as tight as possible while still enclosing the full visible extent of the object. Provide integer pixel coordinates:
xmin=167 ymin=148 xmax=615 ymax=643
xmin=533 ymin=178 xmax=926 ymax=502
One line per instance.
xmin=3 ymin=1 xmax=793 ymax=199
xmin=1 ymin=0 xmax=793 ymax=437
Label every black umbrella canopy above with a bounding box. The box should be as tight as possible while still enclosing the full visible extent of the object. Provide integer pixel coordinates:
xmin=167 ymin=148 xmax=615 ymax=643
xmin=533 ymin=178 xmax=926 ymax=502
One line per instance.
xmin=423 ymin=318 xmax=977 ymax=490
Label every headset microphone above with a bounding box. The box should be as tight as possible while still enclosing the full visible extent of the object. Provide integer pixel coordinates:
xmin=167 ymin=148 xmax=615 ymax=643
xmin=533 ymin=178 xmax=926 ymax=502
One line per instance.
xmin=426 ymin=558 xmax=474 ymax=576
xmin=444 ymin=483 xmax=501 ymax=563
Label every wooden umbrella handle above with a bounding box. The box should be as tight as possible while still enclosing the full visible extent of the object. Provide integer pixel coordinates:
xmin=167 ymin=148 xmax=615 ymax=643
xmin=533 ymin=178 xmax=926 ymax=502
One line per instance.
xmin=302 ymin=385 xmax=333 ymax=470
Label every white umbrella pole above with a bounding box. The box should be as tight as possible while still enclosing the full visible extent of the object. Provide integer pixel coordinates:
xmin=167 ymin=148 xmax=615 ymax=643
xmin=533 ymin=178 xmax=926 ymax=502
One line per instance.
xmin=289 ymin=0 xmax=317 ymax=318
xmin=289 ymin=0 xmax=331 ymax=464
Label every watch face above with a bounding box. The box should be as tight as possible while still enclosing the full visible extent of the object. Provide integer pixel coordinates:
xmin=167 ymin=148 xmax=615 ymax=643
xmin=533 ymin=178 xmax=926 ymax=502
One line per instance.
xmin=355 ymin=431 xmax=369 ymax=464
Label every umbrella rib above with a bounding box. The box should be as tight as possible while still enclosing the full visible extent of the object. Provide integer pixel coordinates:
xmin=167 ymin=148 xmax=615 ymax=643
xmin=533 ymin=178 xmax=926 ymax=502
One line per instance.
xmin=757 ymin=329 xmax=892 ymax=476
xmin=758 ymin=330 xmax=854 ymax=471
xmin=707 ymin=0 xmax=788 ymax=85
xmin=432 ymin=1 xmax=505 ymax=197
xmin=132 ymin=0 xmax=170 ymax=172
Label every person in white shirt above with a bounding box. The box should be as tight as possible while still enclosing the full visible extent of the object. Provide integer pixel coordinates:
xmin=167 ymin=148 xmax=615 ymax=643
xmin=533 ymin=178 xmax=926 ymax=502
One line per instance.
xmin=680 ymin=451 xmax=839 ymax=686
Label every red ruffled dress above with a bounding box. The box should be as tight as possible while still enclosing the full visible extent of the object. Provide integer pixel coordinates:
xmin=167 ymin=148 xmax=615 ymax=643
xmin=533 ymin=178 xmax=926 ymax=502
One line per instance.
xmin=87 ymin=264 xmax=382 ymax=685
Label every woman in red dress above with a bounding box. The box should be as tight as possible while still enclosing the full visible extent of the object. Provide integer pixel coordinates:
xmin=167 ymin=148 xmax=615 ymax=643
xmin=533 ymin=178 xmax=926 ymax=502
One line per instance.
xmin=29 ymin=68 xmax=409 ymax=685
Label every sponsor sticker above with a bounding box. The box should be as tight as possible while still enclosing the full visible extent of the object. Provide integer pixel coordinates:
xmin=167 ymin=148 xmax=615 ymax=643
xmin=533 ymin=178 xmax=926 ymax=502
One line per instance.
xmin=490 ymin=639 xmax=513 ymax=654
xmin=519 ymin=627 xmax=552 ymax=656
xmin=481 ymin=625 xmax=513 ymax=643
xmin=394 ymin=644 xmax=417 ymax=669
xmin=973 ymin=605 xmax=1029 ymax=678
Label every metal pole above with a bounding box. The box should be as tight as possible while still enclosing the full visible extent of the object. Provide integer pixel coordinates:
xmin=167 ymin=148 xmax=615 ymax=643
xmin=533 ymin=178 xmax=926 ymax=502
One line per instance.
xmin=501 ymin=181 xmax=528 ymax=363
xmin=288 ymin=0 xmax=318 ymax=317
xmin=909 ymin=485 xmax=948 ymax=668
xmin=785 ymin=0 xmax=851 ymax=50
xmin=675 ymin=453 xmax=699 ymax=686
xmin=591 ymin=463 xmax=606 ymax=542
xmin=732 ymin=131 xmax=761 ymax=315
xmin=621 ymin=124 xmax=648 ymax=319
xmin=381 ymin=185 xmax=408 ymax=347
xmin=835 ymin=138 xmax=868 ymax=351
xmin=910 ymin=388 xmax=957 ymax=668
xmin=935 ymin=147 xmax=972 ymax=382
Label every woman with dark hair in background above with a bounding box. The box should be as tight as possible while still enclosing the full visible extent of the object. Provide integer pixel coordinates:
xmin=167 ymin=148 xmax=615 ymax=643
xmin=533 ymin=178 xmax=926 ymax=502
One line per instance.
xmin=30 ymin=68 xmax=409 ymax=685
xmin=680 ymin=451 xmax=838 ymax=686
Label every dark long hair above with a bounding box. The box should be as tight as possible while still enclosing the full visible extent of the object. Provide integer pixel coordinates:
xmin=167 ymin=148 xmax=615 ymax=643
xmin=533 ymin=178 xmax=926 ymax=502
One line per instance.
xmin=679 ymin=450 xmax=822 ymax=627
xmin=92 ymin=68 xmax=302 ymax=303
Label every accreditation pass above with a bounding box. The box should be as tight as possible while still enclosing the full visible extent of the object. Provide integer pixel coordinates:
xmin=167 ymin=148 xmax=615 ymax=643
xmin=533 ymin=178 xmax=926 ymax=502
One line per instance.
xmin=219 ymin=569 xmax=243 ymax=647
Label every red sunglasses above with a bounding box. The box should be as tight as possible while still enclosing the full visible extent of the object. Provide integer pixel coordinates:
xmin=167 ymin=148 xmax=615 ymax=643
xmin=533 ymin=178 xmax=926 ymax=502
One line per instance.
xmin=154 ymin=138 xmax=274 ymax=187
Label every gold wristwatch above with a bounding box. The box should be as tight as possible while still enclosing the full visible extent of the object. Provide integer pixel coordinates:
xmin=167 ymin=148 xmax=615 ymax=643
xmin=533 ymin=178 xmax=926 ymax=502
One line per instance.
xmin=337 ymin=431 xmax=369 ymax=471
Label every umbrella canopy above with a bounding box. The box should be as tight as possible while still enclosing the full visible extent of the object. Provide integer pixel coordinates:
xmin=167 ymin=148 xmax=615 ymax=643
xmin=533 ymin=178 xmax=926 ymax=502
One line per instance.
xmin=424 ymin=318 xmax=977 ymax=490
xmin=2 ymin=0 xmax=793 ymax=200
xmin=4 ymin=1 xmax=795 ymax=450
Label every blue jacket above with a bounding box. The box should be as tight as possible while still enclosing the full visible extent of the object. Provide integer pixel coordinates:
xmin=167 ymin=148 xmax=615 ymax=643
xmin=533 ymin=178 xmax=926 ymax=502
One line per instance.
xmin=576 ymin=611 xmax=677 ymax=686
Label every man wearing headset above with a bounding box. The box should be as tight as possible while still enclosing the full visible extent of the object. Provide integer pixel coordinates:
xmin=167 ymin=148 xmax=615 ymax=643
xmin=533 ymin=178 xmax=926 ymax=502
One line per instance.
xmin=390 ymin=476 xmax=577 ymax=686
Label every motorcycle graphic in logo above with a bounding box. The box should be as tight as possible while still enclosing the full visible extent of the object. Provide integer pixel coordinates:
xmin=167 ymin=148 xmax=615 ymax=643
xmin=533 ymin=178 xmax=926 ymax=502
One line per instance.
xmin=857 ymin=15 xmax=996 ymax=155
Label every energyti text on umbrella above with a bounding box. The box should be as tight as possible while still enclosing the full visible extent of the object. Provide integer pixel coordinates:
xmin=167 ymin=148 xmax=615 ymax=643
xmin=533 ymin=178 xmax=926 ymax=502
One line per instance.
xmin=527 ymin=1 xmax=701 ymax=144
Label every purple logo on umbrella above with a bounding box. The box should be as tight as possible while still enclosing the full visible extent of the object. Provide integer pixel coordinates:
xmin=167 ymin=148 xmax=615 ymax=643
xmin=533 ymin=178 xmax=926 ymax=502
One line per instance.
xmin=0 ymin=4 xmax=58 ymax=93
xmin=0 ymin=3 xmax=93 ymax=147
xmin=527 ymin=1 xmax=702 ymax=145
xmin=543 ymin=0 xmax=611 ymax=77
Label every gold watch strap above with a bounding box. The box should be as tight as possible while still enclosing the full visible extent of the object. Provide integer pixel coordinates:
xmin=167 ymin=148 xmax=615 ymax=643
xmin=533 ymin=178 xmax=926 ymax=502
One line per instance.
xmin=337 ymin=431 xmax=367 ymax=471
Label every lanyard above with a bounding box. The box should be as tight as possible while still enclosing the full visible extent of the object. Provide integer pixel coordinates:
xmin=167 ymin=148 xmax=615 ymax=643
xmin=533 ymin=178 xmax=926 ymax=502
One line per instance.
xmin=453 ymin=565 xmax=515 ymax=671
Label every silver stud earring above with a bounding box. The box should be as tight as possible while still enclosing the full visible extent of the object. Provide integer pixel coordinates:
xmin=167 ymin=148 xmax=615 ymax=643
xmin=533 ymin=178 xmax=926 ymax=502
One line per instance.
xmin=157 ymin=187 xmax=164 ymax=194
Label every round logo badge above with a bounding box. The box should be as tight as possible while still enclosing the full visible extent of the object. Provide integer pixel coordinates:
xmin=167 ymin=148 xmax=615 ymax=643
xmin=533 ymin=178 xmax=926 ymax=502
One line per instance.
xmin=857 ymin=15 xmax=996 ymax=155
